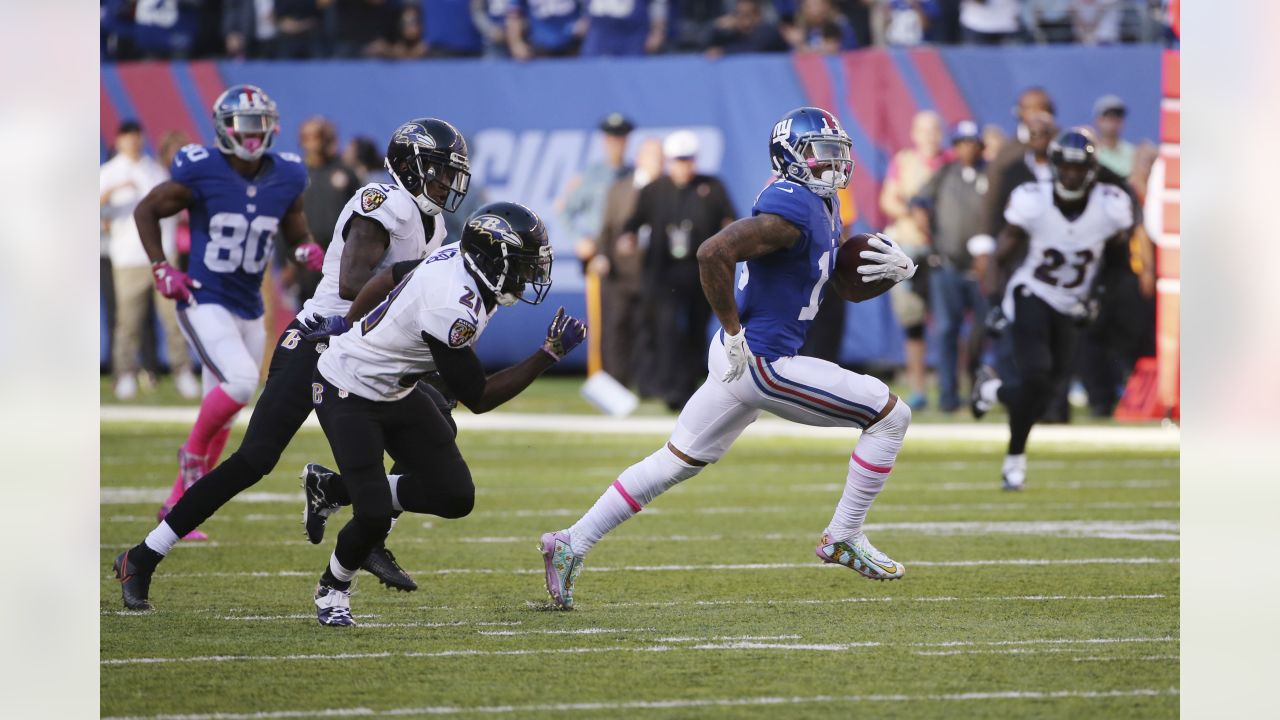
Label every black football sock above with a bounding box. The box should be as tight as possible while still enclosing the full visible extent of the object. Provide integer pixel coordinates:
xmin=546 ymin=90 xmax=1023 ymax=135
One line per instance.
xmin=127 ymin=543 xmax=164 ymax=573
xmin=319 ymin=567 xmax=351 ymax=591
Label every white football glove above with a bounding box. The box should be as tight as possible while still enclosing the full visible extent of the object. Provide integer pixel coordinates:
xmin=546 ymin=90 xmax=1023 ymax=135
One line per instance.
xmin=721 ymin=327 xmax=753 ymax=383
xmin=858 ymin=233 xmax=917 ymax=284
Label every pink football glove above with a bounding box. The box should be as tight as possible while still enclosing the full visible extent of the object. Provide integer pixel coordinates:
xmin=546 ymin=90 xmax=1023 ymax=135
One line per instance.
xmin=151 ymin=261 xmax=200 ymax=303
xmin=294 ymin=242 xmax=325 ymax=272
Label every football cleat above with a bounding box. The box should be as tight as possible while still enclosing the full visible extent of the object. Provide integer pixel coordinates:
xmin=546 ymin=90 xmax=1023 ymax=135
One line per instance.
xmin=301 ymin=463 xmax=342 ymax=544
xmin=815 ymin=533 xmax=905 ymax=580
xmin=971 ymin=365 xmax=999 ymax=420
xmin=314 ymin=582 xmax=356 ymax=627
xmin=1002 ymin=454 xmax=1027 ymax=491
xmin=539 ymin=530 xmax=584 ymax=610
xmin=113 ymin=550 xmax=154 ymax=611
xmin=362 ymin=545 xmax=418 ymax=592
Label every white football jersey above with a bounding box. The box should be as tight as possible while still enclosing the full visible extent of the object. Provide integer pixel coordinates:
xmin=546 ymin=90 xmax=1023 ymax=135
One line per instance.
xmin=299 ymin=182 xmax=447 ymax=320
xmin=317 ymin=246 xmax=493 ymax=402
xmin=1002 ymin=180 xmax=1133 ymax=318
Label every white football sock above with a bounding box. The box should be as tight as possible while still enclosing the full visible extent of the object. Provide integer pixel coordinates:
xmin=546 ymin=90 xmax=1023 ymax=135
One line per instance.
xmin=143 ymin=521 xmax=181 ymax=556
xmin=1003 ymin=454 xmax=1026 ymax=473
xmin=825 ymin=400 xmax=911 ymax=542
xmin=328 ymin=553 xmax=358 ymax=582
xmin=387 ymin=474 xmax=404 ymax=512
xmin=568 ymin=445 xmax=703 ymax=558
xmin=980 ymin=378 xmax=1002 ymax=404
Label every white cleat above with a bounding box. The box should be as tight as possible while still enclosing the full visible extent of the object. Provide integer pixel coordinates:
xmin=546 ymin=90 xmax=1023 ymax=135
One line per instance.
xmin=1002 ymin=454 xmax=1027 ymax=491
xmin=815 ymin=532 xmax=905 ymax=580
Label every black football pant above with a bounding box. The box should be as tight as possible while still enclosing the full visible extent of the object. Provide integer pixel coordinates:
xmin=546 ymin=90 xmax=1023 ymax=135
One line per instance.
xmin=311 ymin=372 xmax=474 ymax=575
xmin=163 ymin=319 xmax=319 ymax=538
xmin=996 ymin=287 xmax=1080 ymax=456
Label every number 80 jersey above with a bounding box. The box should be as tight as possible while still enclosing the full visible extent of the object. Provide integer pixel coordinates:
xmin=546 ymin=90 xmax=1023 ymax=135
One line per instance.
xmin=1002 ymin=180 xmax=1133 ymax=319
xmin=170 ymin=144 xmax=309 ymax=319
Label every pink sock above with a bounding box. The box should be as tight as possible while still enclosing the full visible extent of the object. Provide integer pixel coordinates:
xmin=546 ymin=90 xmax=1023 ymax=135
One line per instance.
xmin=206 ymin=425 xmax=233 ymax=468
xmin=184 ymin=386 xmax=245 ymax=456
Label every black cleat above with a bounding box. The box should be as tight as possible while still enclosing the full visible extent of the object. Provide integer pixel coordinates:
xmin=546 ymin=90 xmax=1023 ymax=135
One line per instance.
xmin=362 ymin=545 xmax=418 ymax=592
xmin=971 ymin=365 xmax=999 ymax=420
xmin=114 ymin=550 xmax=154 ymax=611
xmin=301 ymin=463 xmax=341 ymax=544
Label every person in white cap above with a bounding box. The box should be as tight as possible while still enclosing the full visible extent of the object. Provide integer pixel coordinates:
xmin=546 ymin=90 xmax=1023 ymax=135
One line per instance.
xmin=614 ymin=129 xmax=737 ymax=409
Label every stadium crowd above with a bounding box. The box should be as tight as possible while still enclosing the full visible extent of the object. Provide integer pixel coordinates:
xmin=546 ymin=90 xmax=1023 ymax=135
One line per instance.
xmin=101 ymin=0 xmax=1179 ymax=61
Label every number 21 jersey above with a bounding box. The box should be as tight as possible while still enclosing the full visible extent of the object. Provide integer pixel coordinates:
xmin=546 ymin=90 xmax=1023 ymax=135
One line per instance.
xmin=170 ymin=145 xmax=309 ymax=319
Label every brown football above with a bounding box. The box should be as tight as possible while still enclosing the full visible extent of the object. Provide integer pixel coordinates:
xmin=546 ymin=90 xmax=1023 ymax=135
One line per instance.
xmin=835 ymin=233 xmax=896 ymax=303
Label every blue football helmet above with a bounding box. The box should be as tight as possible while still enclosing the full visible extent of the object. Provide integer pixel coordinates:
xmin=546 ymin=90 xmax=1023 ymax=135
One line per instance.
xmin=769 ymin=107 xmax=854 ymax=198
xmin=1048 ymin=127 xmax=1099 ymax=201
xmin=212 ymin=84 xmax=279 ymax=162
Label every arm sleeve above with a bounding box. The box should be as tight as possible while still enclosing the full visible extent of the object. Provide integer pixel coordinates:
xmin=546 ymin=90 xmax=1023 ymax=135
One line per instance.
xmin=391 ymin=259 xmax=421 ymax=284
xmin=422 ymin=333 xmax=486 ymax=409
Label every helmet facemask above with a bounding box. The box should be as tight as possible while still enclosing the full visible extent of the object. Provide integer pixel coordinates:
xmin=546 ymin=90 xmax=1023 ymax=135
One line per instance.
xmin=776 ymin=134 xmax=853 ymax=198
xmin=213 ymin=87 xmax=279 ymax=162
xmin=387 ymin=150 xmax=470 ymax=217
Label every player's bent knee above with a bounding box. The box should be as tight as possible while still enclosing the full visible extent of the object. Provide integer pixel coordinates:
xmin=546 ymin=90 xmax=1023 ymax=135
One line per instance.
xmin=867 ymin=398 xmax=911 ymax=441
xmin=219 ymin=376 xmax=258 ymax=405
xmin=434 ymin=486 xmax=475 ymax=519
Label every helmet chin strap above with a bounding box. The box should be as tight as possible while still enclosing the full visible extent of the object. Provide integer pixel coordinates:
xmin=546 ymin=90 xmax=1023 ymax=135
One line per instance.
xmin=385 ymin=160 xmax=444 ymax=216
xmin=463 ymin=246 xmax=518 ymax=306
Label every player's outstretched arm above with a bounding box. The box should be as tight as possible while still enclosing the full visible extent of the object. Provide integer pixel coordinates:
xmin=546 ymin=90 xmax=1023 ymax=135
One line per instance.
xmin=695 ymin=214 xmax=802 ymax=334
xmin=133 ymin=181 xmax=193 ymax=264
xmin=337 ymin=216 xmax=393 ymax=300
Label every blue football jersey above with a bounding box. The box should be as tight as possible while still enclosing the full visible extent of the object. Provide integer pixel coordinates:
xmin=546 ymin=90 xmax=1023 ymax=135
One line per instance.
xmin=170 ymin=145 xmax=308 ymax=319
xmin=735 ymin=179 xmax=842 ymax=360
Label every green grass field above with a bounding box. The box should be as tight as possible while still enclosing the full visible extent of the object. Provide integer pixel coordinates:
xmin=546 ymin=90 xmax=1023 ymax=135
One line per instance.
xmin=101 ymin=412 xmax=1178 ymax=718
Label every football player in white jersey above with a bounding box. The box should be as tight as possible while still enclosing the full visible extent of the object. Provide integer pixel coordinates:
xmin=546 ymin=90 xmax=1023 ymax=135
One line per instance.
xmin=970 ymin=128 xmax=1136 ymax=490
xmin=114 ymin=119 xmax=470 ymax=611
xmin=539 ymin=107 xmax=918 ymax=611
xmin=302 ymin=202 xmax=585 ymax=626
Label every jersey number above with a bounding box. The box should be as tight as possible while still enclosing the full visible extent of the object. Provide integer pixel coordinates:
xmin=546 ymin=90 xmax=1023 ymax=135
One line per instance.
xmin=205 ymin=212 xmax=279 ymax=274
xmin=360 ymin=271 xmax=415 ymax=335
xmin=798 ymin=251 xmax=831 ymax=321
xmin=1033 ymin=248 xmax=1095 ymax=289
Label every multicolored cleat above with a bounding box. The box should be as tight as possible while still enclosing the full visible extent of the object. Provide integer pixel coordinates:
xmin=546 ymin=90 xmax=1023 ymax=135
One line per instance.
xmin=301 ymin=463 xmax=341 ymax=544
xmin=539 ymin=531 xmax=583 ymax=610
xmin=815 ymin=533 xmax=905 ymax=580
xmin=314 ymin=582 xmax=356 ymax=626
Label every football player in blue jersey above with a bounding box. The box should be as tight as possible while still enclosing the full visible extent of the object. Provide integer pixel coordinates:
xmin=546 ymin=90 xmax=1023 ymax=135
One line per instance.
xmin=540 ymin=107 xmax=919 ymax=609
xmin=132 ymin=84 xmax=320 ymax=540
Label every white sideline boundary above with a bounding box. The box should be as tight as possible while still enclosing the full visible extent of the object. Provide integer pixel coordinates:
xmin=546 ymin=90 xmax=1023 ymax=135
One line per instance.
xmin=102 ymin=688 xmax=1179 ymax=719
xmin=100 ymin=406 xmax=1180 ymax=448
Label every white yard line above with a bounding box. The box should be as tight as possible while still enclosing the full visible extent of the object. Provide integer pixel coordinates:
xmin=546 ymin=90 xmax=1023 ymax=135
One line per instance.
xmin=101 ymin=406 xmax=1180 ymax=448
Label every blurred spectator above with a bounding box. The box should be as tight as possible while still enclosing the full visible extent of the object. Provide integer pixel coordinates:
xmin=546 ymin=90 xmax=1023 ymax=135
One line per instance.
xmin=1072 ymin=0 xmax=1121 ymax=45
xmin=126 ymin=0 xmax=203 ymax=59
xmin=911 ymin=120 xmax=990 ymax=412
xmin=332 ymin=0 xmax=401 ymax=57
xmin=295 ymin=117 xmax=359 ymax=302
xmin=988 ymin=86 xmax=1055 ymax=182
xmin=369 ymin=4 xmax=431 ymax=57
xmin=874 ymin=0 xmax=940 ymax=46
xmin=705 ymin=0 xmax=787 ymax=57
xmin=595 ymin=138 xmax=665 ymax=387
xmin=472 ymin=0 xmax=511 ymax=57
xmin=880 ymin=109 xmax=945 ymax=410
xmin=671 ymin=0 xmax=730 ymax=51
xmin=981 ymin=122 xmax=1006 ymax=164
xmin=1092 ymin=94 xmax=1134 ymax=177
xmin=343 ymin=136 xmax=391 ymax=184
xmin=423 ymin=0 xmax=485 ymax=56
xmin=274 ymin=0 xmax=327 ymax=59
xmin=581 ymin=0 xmax=668 ymax=56
xmin=625 ymin=131 xmax=736 ymax=408
xmin=561 ymin=113 xmax=635 ymax=268
xmin=507 ymin=0 xmax=586 ymax=60
xmin=99 ymin=121 xmax=198 ymax=400
xmin=785 ymin=0 xmax=858 ymax=52
xmin=222 ymin=0 xmax=278 ymax=58
xmin=958 ymin=0 xmax=1021 ymax=45
xmin=1023 ymin=0 xmax=1075 ymax=43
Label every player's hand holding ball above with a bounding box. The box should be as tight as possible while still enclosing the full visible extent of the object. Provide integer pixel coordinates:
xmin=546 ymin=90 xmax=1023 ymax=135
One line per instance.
xmin=858 ymin=233 xmax=916 ymax=284
xmin=300 ymin=313 xmax=351 ymax=341
xmin=721 ymin=327 xmax=753 ymax=383
xmin=542 ymin=306 xmax=587 ymax=361
xmin=151 ymin=261 xmax=200 ymax=302
xmin=835 ymin=233 xmax=916 ymax=303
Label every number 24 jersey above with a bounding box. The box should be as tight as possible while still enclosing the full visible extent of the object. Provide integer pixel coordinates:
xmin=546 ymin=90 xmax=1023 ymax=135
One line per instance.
xmin=171 ymin=145 xmax=309 ymax=319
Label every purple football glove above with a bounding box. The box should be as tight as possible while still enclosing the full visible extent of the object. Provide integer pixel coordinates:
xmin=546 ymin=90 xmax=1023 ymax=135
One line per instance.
xmin=300 ymin=313 xmax=351 ymax=342
xmin=152 ymin=261 xmax=200 ymax=302
xmin=541 ymin=306 xmax=587 ymax=361
xmin=294 ymin=242 xmax=325 ymax=272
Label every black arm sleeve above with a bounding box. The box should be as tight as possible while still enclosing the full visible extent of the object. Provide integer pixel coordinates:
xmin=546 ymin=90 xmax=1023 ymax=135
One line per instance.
xmin=422 ymin=333 xmax=487 ymax=409
xmin=393 ymin=259 xmax=422 ymax=284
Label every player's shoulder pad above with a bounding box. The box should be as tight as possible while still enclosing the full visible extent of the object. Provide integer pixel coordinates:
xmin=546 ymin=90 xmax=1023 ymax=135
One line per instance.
xmin=417 ymin=247 xmax=481 ymax=348
xmin=752 ymin=180 xmax=811 ymax=229
xmin=168 ymin=144 xmax=218 ymax=184
xmin=270 ymin=151 xmax=309 ymax=190
xmin=1006 ymin=180 xmax=1049 ymax=221
xmin=353 ymin=181 xmax=410 ymax=223
xmin=1095 ymin=181 xmax=1134 ymax=228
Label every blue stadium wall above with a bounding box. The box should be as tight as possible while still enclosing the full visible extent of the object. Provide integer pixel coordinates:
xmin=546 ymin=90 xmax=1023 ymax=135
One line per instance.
xmin=101 ymin=46 xmax=1162 ymax=371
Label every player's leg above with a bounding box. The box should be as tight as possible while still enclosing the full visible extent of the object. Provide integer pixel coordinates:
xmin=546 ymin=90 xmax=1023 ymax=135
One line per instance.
xmin=113 ymin=322 xmax=323 ymax=610
xmin=311 ymin=375 xmax=394 ymax=626
xmin=542 ymin=333 xmax=761 ymax=609
xmin=992 ymin=289 xmax=1056 ymax=489
xmin=749 ymin=353 xmax=909 ymax=580
xmin=930 ymin=266 xmax=966 ymax=413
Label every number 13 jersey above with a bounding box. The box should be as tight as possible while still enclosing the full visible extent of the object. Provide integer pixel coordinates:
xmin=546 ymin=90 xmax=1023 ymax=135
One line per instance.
xmin=170 ymin=145 xmax=309 ymax=319
xmin=1002 ymin=180 xmax=1134 ymax=318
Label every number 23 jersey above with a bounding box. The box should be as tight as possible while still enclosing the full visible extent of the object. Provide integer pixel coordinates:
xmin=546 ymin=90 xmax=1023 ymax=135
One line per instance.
xmin=317 ymin=247 xmax=493 ymax=402
xmin=171 ymin=145 xmax=309 ymax=319
xmin=1002 ymin=180 xmax=1133 ymax=318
